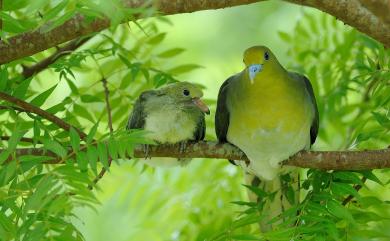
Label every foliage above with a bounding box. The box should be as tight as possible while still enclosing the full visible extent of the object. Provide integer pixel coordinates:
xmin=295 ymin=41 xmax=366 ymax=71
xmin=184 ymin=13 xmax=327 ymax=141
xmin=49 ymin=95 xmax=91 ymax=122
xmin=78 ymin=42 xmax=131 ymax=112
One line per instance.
xmin=0 ymin=1 xmax=389 ymax=241
xmin=0 ymin=1 xmax=204 ymax=240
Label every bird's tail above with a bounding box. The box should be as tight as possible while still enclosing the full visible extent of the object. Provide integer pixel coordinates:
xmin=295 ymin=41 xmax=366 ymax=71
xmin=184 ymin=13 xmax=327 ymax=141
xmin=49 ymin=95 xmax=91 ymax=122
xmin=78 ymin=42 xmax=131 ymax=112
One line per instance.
xmin=245 ymin=170 xmax=300 ymax=232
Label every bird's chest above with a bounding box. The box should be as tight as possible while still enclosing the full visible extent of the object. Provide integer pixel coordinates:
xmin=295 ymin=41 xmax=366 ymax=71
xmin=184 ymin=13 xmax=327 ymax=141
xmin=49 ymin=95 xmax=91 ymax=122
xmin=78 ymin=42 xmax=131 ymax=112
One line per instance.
xmin=226 ymin=82 xmax=312 ymax=160
xmin=144 ymin=109 xmax=196 ymax=144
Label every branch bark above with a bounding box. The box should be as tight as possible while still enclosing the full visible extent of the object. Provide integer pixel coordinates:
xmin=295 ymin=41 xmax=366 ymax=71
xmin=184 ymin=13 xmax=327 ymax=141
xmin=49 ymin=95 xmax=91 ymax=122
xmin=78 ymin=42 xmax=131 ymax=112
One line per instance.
xmin=1 ymin=0 xmax=389 ymax=64
xmin=5 ymin=141 xmax=390 ymax=170
xmin=359 ymin=0 xmax=390 ymax=25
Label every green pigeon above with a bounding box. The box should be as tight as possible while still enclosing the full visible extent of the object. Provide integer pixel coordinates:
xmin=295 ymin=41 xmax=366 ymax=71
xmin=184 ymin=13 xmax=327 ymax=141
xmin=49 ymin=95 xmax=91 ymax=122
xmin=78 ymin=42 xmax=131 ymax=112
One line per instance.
xmin=127 ymin=82 xmax=210 ymax=167
xmin=215 ymin=46 xmax=319 ymax=228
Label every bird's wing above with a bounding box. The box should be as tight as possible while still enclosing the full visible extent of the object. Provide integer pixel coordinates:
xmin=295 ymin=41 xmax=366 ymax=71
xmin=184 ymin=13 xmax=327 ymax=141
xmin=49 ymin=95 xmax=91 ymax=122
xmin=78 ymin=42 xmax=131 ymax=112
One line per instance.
xmin=215 ymin=75 xmax=235 ymax=142
xmin=126 ymin=90 xmax=156 ymax=130
xmin=289 ymin=72 xmax=319 ymax=145
xmin=193 ymin=115 xmax=206 ymax=141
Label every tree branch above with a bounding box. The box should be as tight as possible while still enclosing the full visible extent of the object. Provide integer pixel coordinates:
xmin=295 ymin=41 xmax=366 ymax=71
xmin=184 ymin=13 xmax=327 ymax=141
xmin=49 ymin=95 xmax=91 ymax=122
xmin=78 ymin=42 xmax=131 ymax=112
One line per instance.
xmin=0 ymin=92 xmax=87 ymax=139
xmin=4 ymin=141 xmax=390 ymax=170
xmin=0 ymin=136 xmax=35 ymax=143
xmin=1 ymin=0 xmax=389 ymax=64
xmin=342 ymin=176 xmax=367 ymax=205
xmin=22 ymin=37 xmax=92 ymax=78
xmin=359 ymin=0 xmax=390 ymax=25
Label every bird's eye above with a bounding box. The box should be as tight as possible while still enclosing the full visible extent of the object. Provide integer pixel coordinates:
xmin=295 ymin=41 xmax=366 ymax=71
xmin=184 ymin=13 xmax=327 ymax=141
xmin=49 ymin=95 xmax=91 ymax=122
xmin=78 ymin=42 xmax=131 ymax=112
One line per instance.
xmin=183 ymin=89 xmax=190 ymax=96
xmin=264 ymin=52 xmax=270 ymax=60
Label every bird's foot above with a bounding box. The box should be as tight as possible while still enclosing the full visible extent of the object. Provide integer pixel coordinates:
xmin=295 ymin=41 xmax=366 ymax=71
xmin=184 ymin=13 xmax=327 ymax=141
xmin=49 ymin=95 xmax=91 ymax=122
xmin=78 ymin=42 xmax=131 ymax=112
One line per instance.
xmin=178 ymin=141 xmax=188 ymax=157
xmin=143 ymin=144 xmax=151 ymax=159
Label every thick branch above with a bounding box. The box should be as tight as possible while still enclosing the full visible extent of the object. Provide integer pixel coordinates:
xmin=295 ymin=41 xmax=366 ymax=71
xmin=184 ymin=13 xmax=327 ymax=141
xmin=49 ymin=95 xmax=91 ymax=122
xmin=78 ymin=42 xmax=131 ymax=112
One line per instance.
xmin=6 ymin=141 xmax=390 ymax=170
xmin=1 ymin=0 xmax=389 ymax=64
xmin=0 ymin=92 xmax=87 ymax=139
xmin=359 ymin=0 xmax=390 ymax=25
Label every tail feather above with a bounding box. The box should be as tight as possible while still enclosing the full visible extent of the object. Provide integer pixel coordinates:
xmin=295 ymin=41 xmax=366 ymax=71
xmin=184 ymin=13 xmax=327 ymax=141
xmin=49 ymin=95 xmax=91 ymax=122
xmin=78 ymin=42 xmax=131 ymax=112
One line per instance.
xmin=246 ymin=170 xmax=300 ymax=232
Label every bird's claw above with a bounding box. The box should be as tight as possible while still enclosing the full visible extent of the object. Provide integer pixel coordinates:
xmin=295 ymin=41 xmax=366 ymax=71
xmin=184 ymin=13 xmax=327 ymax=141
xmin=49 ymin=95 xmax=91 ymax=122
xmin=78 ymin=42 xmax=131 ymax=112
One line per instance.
xmin=143 ymin=144 xmax=151 ymax=159
xmin=178 ymin=141 xmax=188 ymax=157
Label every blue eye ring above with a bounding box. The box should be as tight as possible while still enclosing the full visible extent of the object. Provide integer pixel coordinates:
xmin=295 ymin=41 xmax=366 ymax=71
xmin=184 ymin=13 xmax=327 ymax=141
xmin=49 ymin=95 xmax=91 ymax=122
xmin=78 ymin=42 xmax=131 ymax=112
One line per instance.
xmin=183 ymin=89 xmax=190 ymax=96
xmin=264 ymin=52 xmax=270 ymax=60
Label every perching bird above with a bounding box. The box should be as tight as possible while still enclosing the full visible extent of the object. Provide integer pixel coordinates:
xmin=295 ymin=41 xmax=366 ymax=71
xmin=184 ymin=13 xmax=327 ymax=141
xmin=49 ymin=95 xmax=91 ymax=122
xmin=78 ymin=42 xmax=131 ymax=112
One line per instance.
xmin=215 ymin=46 xmax=318 ymax=229
xmin=127 ymin=82 xmax=210 ymax=167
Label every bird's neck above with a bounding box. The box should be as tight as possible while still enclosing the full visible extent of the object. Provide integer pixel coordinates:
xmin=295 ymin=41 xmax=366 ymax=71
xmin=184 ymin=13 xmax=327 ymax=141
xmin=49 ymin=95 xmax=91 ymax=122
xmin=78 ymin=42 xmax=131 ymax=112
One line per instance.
xmin=241 ymin=65 xmax=289 ymax=96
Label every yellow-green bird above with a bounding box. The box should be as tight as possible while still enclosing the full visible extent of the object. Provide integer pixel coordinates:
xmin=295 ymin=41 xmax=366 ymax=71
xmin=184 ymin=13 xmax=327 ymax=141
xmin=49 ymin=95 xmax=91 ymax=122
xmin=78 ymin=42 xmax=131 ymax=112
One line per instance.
xmin=215 ymin=46 xmax=319 ymax=226
xmin=127 ymin=82 xmax=210 ymax=167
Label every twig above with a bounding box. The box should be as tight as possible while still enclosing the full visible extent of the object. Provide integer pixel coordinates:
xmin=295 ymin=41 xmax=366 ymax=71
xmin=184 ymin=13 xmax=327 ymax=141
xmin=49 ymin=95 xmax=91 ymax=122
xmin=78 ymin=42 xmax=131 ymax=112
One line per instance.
xmin=342 ymin=177 xmax=367 ymax=205
xmin=0 ymin=105 xmax=29 ymax=113
xmin=0 ymin=136 xmax=35 ymax=143
xmin=22 ymin=37 xmax=91 ymax=78
xmin=90 ymin=78 xmax=114 ymax=188
xmin=101 ymin=78 xmax=113 ymax=134
xmin=0 ymin=92 xmax=87 ymax=139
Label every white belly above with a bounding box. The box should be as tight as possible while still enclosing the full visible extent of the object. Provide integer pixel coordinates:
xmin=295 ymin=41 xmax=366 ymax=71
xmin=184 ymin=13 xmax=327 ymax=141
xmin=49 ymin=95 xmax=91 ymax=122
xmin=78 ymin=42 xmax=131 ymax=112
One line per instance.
xmin=144 ymin=109 xmax=196 ymax=144
xmin=143 ymin=108 xmax=196 ymax=168
xmin=227 ymin=121 xmax=311 ymax=180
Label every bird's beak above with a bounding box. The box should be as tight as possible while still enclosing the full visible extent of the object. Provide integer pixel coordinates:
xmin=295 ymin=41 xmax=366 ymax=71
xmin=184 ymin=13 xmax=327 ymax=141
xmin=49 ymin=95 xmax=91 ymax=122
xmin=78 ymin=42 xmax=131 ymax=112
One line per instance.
xmin=248 ymin=64 xmax=263 ymax=84
xmin=192 ymin=97 xmax=210 ymax=115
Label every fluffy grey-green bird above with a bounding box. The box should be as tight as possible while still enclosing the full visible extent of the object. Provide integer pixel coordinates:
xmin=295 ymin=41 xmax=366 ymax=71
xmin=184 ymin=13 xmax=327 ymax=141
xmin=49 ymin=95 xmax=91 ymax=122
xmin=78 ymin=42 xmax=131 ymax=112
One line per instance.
xmin=127 ymin=82 xmax=210 ymax=167
xmin=215 ymin=45 xmax=319 ymax=229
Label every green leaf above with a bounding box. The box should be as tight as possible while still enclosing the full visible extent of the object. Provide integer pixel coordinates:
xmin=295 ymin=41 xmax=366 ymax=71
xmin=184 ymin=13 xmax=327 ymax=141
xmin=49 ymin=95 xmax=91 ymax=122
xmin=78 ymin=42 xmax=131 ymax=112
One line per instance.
xmin=285 ymin=185 xmax=296 ymax=205
xmin=147 ymin=33 xmax=166 ymax=45
xmin=97 ymin=143 xmax=109 ymax=171
xmin=80 ymin=94 xmax=102 ymax=103
xmin=278 ymin=31 xmax=291 ymax=42
xmin=118 ymin=54 xmax=132 ymax=68
xmin=372 ymin=112 xmax=390 ymax=129
xmin=108 ymin=139 xmax=118 ymax=160
xmin=168 ymin=64 xmax=202 ymax=75
xmin=69 ymin=127 xmax=80 ymax=152
xmin=327 ymin=200 xmax=354 ymax=222
xmin=12 ymin=77 xmax=32 ymax=99
xmin=360 ymin=170 xmax=383 ymax=185
xmin=87 ymin=122 xmax=99 ymax=144
xmin=87 ymin=146 xmax=98 ymax=175
xmin=333 ymin=172 xmax=363 ymax=185
xmin=0 ymin=68 xmax=8 ymax=91
xmin=242 ymin=184 xmax=268 ymax=198
xmin=231 ymin=234 xmax=261 ymax=240
xmin=157 ymin=48 xmax=185 ymax=58
xmin=41 ymin=0 xmax=69 ymax=23
xmin=73 ymin=104 xmax=95 ymax=122
xmin=41 ymin=138 xmax=67 ymax=158
xmin=64 ymin=77 xmax=79 ymax=95
xmin=7 ymin=129 xmax=28 ymax=152
xmin=331 ymin=182 xmax=359 ymax=197
xmin=30 ymin=84 xmax=57 ymax=107
xmin=76 ymin=152 xmax=88 ymax=172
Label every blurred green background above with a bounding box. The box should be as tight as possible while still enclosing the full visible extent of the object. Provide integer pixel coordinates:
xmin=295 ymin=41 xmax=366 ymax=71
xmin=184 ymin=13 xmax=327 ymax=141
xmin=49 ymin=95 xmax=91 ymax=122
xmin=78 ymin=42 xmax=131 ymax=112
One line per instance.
xmin=2 ymin=0 xmax=390 ymax=240
xmin=71 ymin=2 xmax=347 ymax=241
